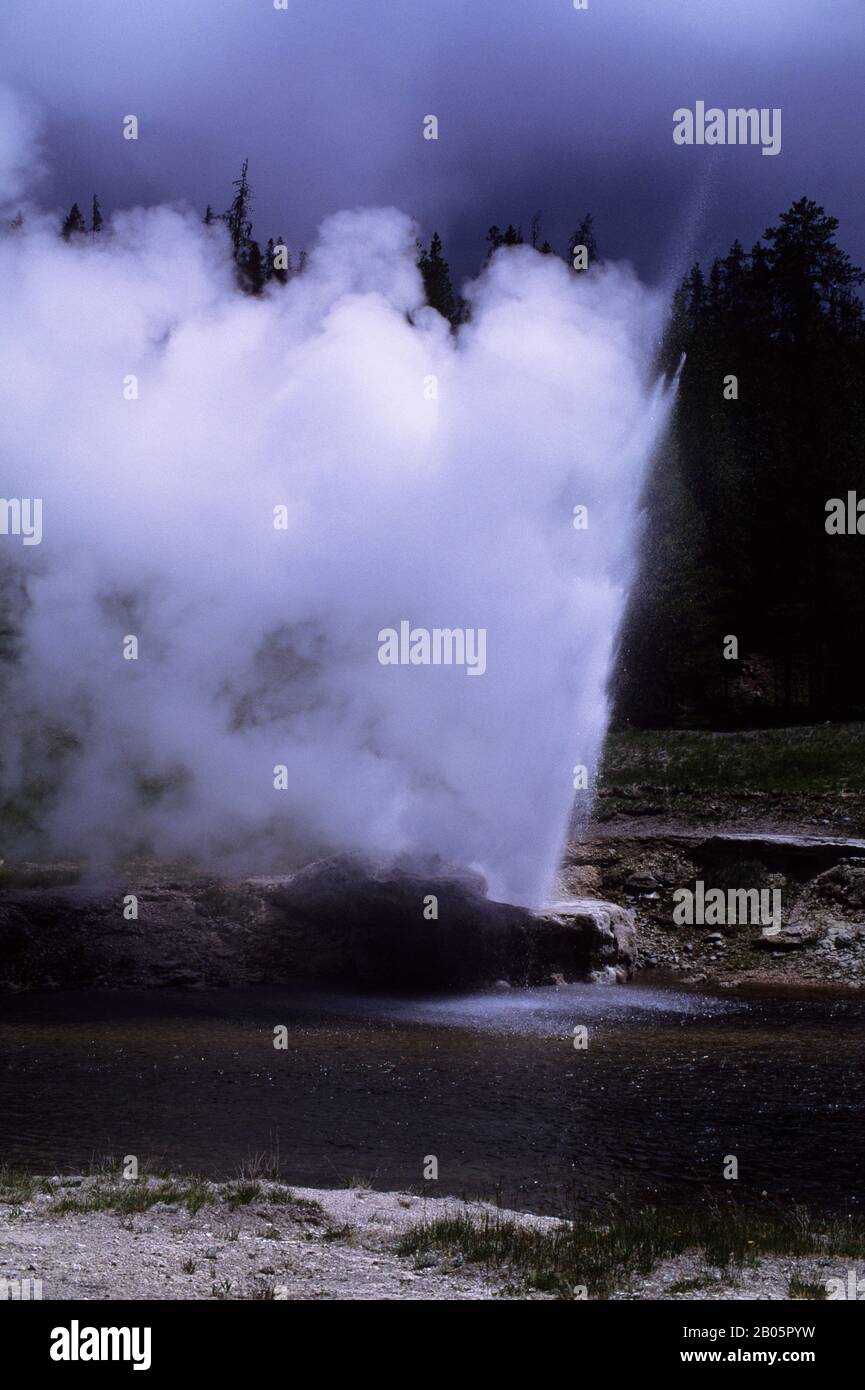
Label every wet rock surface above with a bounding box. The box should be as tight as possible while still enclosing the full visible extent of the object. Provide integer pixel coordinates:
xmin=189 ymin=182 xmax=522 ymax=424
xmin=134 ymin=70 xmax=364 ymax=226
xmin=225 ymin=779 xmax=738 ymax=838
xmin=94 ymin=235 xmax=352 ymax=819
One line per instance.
xmin=0 ymin=854 xmax=635 ymax=994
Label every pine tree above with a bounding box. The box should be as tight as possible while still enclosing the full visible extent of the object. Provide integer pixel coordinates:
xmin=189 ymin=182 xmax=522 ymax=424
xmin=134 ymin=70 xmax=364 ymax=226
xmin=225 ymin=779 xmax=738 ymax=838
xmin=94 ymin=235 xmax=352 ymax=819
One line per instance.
xmin=418 ymin=232 xmax=457 ymax=324
xmin=61 ymin=203 xmax=87 ymax=240
xmin=224 ymin=159 xmax=253 ymax=256
xmin=567 ymin=213 xmax=597 ymax=271
xmin=203 ymin=205 xmax=215 ymax=226
xmin=91 ymin=195 xmax=103 ymax=236
xmin=763 ymin=197 xmax=864 ymax=341
xmin=485 ymin=224 xmax=523 ymax=259
xmin=528 ymin=214 xmax=554 ymax=256
xmin=222 ymin=160 xmax=268 ymax=295
xmin=239 ymin=239 xmax=264 ymax=295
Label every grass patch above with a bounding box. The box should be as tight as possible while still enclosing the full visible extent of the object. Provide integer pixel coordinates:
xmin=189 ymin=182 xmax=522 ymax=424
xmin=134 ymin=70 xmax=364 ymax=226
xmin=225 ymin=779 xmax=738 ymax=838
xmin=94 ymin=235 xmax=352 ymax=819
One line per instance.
xmin=601 ymin=723 xmax=865 ymax=796
xmin=248 ymin=1279 xmax=278 ymax=1300
xmin=0 ymin=1166 xmax=46 ymax=1203
xmin=264 ymin=1186 xmax=324 ymax=1218
xmin=235 ymin=1152 xmax=283 ymax=1182
xmin=222 ymin=1181 xmax=261 ymax=1209
xmin=398 ymin=1204 xmax=865 ymax=1300
xmin=789 ymin=1275 xmax=828 ymax=1300
xmin=3 ymin=1164 xmax=326 ymax=1225
xmin=49 ymin=1178 xmax=214 ymax=1218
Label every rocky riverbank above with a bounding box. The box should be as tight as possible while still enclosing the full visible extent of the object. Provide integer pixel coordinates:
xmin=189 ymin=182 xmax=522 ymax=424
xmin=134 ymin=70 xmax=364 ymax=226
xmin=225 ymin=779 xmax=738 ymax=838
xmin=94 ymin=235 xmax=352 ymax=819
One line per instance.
xmin=4 ymin=820 xmax=865 ymax=994
xmin=563 ymin=824 xmax=865 ymax=989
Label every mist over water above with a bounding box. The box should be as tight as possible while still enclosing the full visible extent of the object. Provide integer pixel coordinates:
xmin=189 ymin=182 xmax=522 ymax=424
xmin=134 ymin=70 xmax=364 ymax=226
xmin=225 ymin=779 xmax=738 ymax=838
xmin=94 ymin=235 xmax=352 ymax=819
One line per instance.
xmin=0 ymin=90 xmax=672 ymax=905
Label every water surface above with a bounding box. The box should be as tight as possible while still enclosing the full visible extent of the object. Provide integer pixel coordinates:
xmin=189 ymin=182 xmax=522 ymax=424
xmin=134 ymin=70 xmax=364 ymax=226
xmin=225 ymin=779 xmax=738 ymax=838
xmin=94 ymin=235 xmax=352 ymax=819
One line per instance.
xmin=1 ymin=982 xmax=862 ymax=1214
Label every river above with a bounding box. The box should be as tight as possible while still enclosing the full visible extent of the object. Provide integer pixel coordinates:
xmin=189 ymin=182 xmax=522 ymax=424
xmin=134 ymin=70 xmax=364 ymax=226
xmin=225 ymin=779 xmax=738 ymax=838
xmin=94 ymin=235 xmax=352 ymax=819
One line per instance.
xmin=1 ymin=981 xmax=862 ymax=1214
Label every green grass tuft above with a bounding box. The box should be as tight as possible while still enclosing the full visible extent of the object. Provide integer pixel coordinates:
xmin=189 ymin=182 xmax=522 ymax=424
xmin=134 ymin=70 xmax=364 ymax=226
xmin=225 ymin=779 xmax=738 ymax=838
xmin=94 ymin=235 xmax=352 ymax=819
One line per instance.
xmin=49 ymin=1178 xmax=214 ymax=1217
xmin=789 ymin=1275 xmax=828 ymax=1300
xmin=398 ymin=1203 xmax=865 ymax=1300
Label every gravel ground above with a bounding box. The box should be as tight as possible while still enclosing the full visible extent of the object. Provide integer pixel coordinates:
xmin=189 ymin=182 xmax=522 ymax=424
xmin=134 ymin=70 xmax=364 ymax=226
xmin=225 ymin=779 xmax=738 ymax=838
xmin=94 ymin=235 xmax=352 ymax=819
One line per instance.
xmin=611 ymin=1253 xmax=863 ymax=1301
xmin=1 ymin=1177 xmax=858 ymax=1301
xmin=0 ymin=1178 xmax=556 ymax=1301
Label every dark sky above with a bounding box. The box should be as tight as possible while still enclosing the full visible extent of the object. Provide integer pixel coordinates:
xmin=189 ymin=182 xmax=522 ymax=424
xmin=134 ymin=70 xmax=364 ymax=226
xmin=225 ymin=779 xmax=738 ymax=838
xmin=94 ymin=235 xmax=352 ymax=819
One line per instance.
xmin=1 ymin=0 xmax=862 ymax=285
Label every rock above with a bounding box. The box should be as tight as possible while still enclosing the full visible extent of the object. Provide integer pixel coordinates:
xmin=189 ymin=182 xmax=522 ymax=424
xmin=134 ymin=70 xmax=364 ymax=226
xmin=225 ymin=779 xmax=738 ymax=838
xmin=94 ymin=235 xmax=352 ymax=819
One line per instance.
xmin=814 ymin=863 xmax=865 ymax=911
xmin=755 ymin=924 xmax=818 ymax=951
xmin=533 ymin=896 xmax=636 ymax=980
xmin=698 ymin=832 xmax=865 ymax=875
xmin=624 ymin=871 xmax=659 ymax=895
xmin=0 ymin=854 xmax=637 ymax=994
xmin=589 ymin=965 xmax=626 ymax=985
xmin=262 ymin=865 xmax=636 ymax=990
xmin=825 ymin=925 xmax=864 ymax=950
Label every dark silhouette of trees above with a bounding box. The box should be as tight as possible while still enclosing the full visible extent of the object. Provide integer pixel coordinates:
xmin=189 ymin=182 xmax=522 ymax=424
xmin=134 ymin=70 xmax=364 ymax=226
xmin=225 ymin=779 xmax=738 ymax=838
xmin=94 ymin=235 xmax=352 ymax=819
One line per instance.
xmin=485 ymin=223 xmax=524 ymax=259
xmin=567 ymin=212 xmax=597 ymax=270
xmin=221 ymin=159 xmax=266 ymax=294
xmin=241 ymin=238 xmax=264 ymax=295
xmin=51 ymin=165 xmax=349 ymax=303
xmin=614 ymin=198 xmax=865 ymax=727
xmin=224 ymin=158 xmax=253 ymax=255
xmin=417 ymin=232 xmax=457 ymax=324
xmin=61 ymin=203 xmax=87 ymax=240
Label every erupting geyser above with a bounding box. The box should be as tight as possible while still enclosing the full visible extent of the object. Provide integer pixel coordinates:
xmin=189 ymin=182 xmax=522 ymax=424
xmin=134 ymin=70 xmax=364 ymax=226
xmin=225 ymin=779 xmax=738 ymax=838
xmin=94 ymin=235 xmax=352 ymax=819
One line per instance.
xmin=0 ymin=89 xmax=672 ymax=905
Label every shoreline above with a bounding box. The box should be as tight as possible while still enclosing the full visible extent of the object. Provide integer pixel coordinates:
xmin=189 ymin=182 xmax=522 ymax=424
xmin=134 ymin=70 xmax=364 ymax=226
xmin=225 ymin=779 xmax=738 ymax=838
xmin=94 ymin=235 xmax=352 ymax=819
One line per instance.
xmin=1 ymin=1173 xmax=861 ymax=1302
xmin=5 ymin=821 xmax=865 ymax=994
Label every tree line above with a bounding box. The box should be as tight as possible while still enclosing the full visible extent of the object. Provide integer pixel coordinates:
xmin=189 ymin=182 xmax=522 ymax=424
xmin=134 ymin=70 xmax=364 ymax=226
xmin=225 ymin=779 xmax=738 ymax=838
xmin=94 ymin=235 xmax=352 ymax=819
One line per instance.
xmin=56 ymin=164 xmax=597 ymax=318
xmin=615 ymin=197 xmax=865 ymax=727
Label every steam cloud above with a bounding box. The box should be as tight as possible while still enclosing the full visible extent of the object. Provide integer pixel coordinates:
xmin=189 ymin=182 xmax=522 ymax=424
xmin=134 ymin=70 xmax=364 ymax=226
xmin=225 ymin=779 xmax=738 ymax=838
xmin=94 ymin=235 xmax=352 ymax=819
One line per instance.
xmin=0 ymin=88 xmax=670 ymax=905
